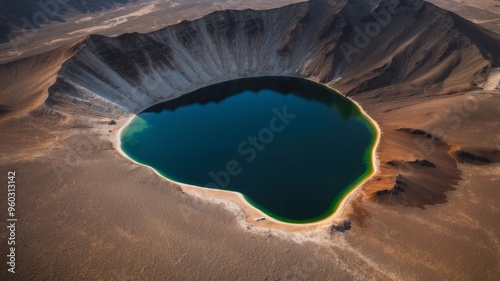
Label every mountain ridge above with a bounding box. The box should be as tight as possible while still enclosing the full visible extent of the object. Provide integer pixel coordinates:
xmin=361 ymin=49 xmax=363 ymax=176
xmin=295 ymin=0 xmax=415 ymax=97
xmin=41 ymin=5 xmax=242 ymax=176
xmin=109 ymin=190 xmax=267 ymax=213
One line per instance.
xmin=1 ymin=0 xmax=499 ymax=123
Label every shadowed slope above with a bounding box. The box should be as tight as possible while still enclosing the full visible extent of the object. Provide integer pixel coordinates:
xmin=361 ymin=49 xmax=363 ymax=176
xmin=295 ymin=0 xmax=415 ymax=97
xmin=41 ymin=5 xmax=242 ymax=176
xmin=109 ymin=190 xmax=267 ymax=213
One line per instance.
xmin=0 ymin=38 xmax=85 ymax=120
xmin=44 ymin=0 xmax=499 ymax=118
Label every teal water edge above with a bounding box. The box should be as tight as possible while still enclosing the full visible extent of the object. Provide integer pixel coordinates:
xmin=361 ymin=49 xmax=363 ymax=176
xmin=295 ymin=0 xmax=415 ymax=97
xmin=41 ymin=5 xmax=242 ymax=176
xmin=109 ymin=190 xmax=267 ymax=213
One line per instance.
xmin=120 ymin=77 xmax=377 ymax=223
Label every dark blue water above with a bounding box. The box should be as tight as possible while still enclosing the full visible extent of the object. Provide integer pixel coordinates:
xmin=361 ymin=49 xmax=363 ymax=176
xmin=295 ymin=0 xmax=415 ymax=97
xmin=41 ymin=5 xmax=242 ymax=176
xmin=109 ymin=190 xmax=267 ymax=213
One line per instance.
xmin=121 ymin=77 xmax=377 ymax=223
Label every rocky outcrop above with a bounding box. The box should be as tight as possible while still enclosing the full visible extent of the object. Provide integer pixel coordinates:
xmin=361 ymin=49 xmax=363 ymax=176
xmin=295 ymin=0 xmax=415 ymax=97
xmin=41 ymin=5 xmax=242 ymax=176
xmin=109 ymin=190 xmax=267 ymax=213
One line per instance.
xmin=451 ymin=148 xmax=500 ymax=165
xmin=34 ymin=0 xmax=500 ymax=124
xmin=330 ymin=220 xmax=352 ymax=233
xmin=397 ymin=128 xmax=444 ymax=144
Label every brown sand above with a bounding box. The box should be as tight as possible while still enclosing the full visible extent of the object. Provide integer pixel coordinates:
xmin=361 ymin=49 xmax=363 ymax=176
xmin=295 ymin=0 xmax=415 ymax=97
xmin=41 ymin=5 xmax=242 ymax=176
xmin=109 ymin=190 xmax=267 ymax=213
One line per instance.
xmin=428 ymin=0 xmax=500 ymax=34
xmin=1 ymin=0 xmax=499 ymax=280
xmin=2 ymin=84 xmax=498 ymax=280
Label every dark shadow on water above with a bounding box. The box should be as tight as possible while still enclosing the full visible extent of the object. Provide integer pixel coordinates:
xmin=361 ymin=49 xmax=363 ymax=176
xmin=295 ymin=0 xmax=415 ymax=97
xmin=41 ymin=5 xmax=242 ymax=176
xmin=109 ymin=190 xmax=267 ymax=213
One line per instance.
xmin=145 ymin=77 xmax=360 ymax=119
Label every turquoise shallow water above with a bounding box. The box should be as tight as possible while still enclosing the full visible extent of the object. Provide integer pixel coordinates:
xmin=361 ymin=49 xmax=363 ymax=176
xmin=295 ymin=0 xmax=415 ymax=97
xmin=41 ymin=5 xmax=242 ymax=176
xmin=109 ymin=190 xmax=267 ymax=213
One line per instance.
xmin=121 ymin=77 xmax=377 ymax=223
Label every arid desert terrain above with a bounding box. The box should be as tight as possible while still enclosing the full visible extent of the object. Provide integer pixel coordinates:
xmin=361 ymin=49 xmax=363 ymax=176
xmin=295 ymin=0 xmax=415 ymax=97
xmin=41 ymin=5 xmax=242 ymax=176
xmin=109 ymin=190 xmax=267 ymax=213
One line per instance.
xmin=0 ymin=0 xmax=499 ymax=280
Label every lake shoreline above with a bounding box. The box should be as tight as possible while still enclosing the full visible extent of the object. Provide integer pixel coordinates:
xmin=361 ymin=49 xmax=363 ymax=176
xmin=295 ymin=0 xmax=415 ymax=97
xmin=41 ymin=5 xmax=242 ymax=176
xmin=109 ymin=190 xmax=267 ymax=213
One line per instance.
xmin=112 ymin=76 xmax=382 ymax=229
